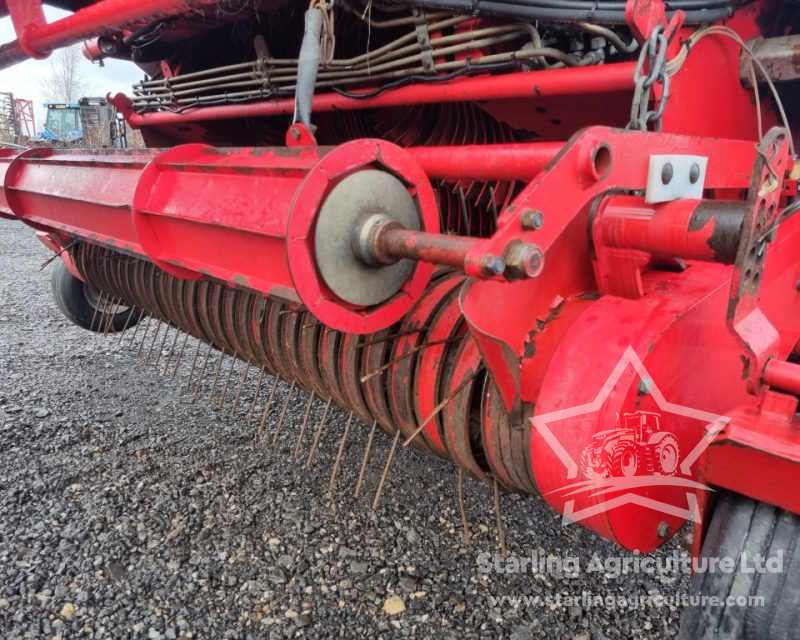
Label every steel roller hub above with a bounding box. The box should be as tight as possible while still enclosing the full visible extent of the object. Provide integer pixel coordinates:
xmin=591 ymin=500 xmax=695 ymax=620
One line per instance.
xmin=313 ymin=169 xmax=421 ymax=307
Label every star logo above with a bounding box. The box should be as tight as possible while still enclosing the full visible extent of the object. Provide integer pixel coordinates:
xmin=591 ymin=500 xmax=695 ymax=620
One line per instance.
xmin=531 ymin=346 xmax=729 ymax=525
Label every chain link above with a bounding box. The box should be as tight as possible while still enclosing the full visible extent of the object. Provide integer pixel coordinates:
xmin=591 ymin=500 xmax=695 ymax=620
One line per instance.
xmin=627 ymin=26 xmax=670 ymax=132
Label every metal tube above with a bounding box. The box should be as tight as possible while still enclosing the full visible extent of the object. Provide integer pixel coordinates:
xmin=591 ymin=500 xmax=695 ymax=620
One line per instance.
xmin=0 ymin=0 xmax=223 ymax=70
xmin=763 ymin=359 xmax=800 ymax=396
xmin=125 ymin=63 xmax=636 ymax=127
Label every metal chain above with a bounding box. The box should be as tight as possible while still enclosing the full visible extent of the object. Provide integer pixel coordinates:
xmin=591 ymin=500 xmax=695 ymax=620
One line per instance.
xmin=627 ymin=26 xmax=670 ymax=132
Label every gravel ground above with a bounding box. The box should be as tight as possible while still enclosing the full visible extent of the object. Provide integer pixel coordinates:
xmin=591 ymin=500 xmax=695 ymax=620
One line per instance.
xmin=0 ymin=222 xmax=690 ymax=639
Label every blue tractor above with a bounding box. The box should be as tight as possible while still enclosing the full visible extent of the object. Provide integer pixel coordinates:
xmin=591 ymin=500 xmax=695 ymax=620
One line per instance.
xmin=31 ymin=97 xmax=127 ymax=147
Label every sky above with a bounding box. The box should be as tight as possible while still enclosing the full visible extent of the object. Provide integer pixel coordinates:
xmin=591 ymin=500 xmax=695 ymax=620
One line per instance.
xmin=0 ymin=6 xmax=143 ymax=132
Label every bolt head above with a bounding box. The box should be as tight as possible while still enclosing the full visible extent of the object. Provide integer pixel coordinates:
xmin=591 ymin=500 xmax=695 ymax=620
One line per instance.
xmin=657 ymin=522 xmax=671 ymax=538
xmin=520 ymin=210 xmax=545 ymax=231
xmin=481 ymin=255 xmax=506 ymax=277
xmin=661 ymin=162 xmax=674 ymax=185
xmin=689 ymin=163 xmax=701 ymax=184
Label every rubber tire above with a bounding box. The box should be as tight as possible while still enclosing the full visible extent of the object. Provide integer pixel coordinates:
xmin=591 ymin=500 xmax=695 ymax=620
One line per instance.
xmin=51 ymin=260 xmax=136 ymax=333
xmin=609 ymin=441 xmax=639 ymax=477
xmin=679 ymin=492 xmax=800 ymax=639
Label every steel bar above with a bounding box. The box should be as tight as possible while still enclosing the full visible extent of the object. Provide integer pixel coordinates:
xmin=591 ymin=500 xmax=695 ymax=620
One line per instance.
xmin=0 ymin=0 xmax=223 ymax=70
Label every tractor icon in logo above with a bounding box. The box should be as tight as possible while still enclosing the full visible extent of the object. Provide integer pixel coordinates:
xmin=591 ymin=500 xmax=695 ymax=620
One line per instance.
xmin=580 ymin=411 xmax=680 ymax=479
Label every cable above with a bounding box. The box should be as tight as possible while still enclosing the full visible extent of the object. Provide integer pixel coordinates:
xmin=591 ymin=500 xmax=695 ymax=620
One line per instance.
xmin=666 ymin=25 xmax=795 ymax=156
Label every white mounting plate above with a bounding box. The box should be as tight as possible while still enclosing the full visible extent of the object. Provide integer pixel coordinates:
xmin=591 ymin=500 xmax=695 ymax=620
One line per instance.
xmin=645 ymin=154 xmax=708 ymax=204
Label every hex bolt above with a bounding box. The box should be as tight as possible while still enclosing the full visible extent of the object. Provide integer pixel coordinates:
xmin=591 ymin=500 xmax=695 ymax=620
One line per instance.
xmin=796 ymin=279 xmax=800 ymax=292
xmin=481 ymin=255 xmax=506 ymax=277
xmin=661 ymin=162 xmax=674 ymax=185
xmin=689 ymin=163 xmax=701 ymax=184
xmin=520 ymin=209 xmax=544 ymax=231
xmin=657 ymin=522 xmax=671 ymax=538
xmin=503 ymin=242 xmax=545 ymax=280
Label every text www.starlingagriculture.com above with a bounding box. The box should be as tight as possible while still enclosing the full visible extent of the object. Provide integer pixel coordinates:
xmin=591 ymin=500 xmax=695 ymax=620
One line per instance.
xmin=488 ymin=592 xmax=765 ymax=611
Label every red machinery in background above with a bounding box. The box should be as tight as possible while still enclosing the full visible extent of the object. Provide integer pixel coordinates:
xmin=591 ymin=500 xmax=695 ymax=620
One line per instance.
xmin=2 ymin=0 xmax=800 ymax=636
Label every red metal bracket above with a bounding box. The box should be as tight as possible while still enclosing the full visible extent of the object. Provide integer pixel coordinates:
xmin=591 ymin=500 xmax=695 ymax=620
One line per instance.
xmin=726 ymin=128 xmax=793 ymax=394
xmin=5 ymin=0 xmax=46 ymax=59
xmin=625 ymin=0 xmax=684 ymax=43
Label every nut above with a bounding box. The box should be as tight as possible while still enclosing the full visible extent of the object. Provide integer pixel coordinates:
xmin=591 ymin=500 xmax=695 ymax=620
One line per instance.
xmin=520 ymin=209 xmax=544 ymax=231
xmin=503 ymin=242 xmax=545 ymax=280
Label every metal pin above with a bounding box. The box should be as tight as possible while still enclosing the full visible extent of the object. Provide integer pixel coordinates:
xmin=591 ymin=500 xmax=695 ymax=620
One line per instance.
xmin=328 ymin=411 xmax=353 ymax=491
xmin=488 ymin=185 xmax=499 ymax=226
xmin=457 ymin=467 xmax=471 ymax=544
xmin=292 ymin=391 xmax=317 ymax=458
xmin=356 ymin=328 xmax=422 ymax=349
xmin=136 ymin=315 xmax=154 ymax=356
xmin=354 ymin=420 xmax=378 ymax=499
xmin=207 ymin=348 xmax=226 ymax=401
xmin=116 ymin=306 xmax=137 ymax=346
xmin=493 ymin=477 xmax=508 ymax=556
xmin=270 ymin=380 xmax=296 ymax=448
xmin=217 ymin=351 xmax=238 ymax=408
xmin=170 ymin=331 xmax=190 ymax=380
xmin=457 ymin=186 xmax=470 ymax=233
xmin=403 ymin=370 xmax=478 ymax=447
xmin=192 ymin=342 xmax=214 ymax=399
xmin=162 ymin=324 xmax=182 ymax=375
xmin=371 ymin=430 xmax=401 ymax=511
xmin=247 ymin=366 xmax=267 ymax=425
xmin=90 ymin=292 xmax=106 ymax=332
xmin=360 ymin=338 xmax=457 ymax=383
xmin=305 ymin=396 xmax=332 ymax=468
xmin=154 ymin=322 xmax=172 ymax=369
xmin=229 ymin=360 xmax=252 ymax=416
xmin=102 ymin=297 xmax=118 ymax=335
xmin=144 ymin=320 xmax=163 ymax=363
xmin=124 ymin=308 xmax=146 ymax=348
xmin=184 ymin=338 xmax=204 ymax=389
xmin=256 ymin=375 xmax=280 ymax=441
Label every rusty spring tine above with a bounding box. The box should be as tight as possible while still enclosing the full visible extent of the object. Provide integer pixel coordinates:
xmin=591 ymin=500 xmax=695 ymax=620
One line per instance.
xmin=101 ymin=297 xmax=116 ymax=335
xmin=371 ymin=430 xmax=401 ymax=511
xmin=493 ymin=477 xmax=508 ymax=556
xmin=102 ymin=298 xmax=120 ymax=335
xmin=116 ymin=305 xmax=137 ymax=346
xmin=256 ymin=375 xmax=280 ymax=442
xmin=360 ymin=338 xmax=458 ymax=383
xmin=124 ymin=308 xmax=146 ymax=348
xmin=162 ymin=324 xmax=182 ymax=375
xmin=354 ymin=420 xmax=378 ymax=499
xmin=457 ymin=467 xmax=471 ymax=544
xmin=170 ymin=331 xmax=190 ymax=380
xmin=230 ymin=360 xmax=252 ymax=416
xmin=247 ymin=366 xmax=267 ymax=425
xmin=192 ymin=342 xmax=214 ymax=399
xmin=328 ymin=411 xmax=354 ymax=491
xmin=207 ymin=348 xmax=226 ymax=402
xmin=488 ymin=185 xmax=499 ymax=226
xmin=89 ymin=291 xmax=106 ymax=332
xmin=403 ymin=370 xmax=479 ymax=447
xmin=457 ymin=186 xmax=470 ymax=233
xmin=270 ymin=380 xmax=296 ymax=448
xmin=144 ymin=320 xmax=163 ymax=364
xmin=154 ymin=321 xmax=172 ymax=369
xmin=217 ymin=351 xmax=238 ymax=408
xmin=184 ymin=338 xmax=204 ymax=389
xmin=293 ymin=391 xmax=317 ymax=458
xmin=136 ymin=315 xmax=154 ymax=357
xmin=305 ymin=396 xmax=332 ymax=468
